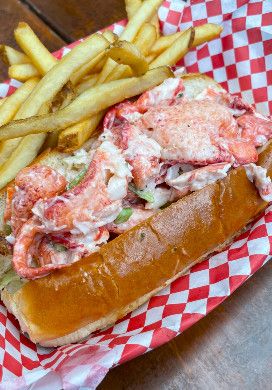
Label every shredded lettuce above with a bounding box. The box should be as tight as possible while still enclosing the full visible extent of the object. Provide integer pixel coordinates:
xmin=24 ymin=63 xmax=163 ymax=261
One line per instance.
xmin=3 ymin=224 xmax=12 ymax=236
xmin=52 ymin=243 xmax=67 ymax=252
xmin=67 ymin=166 xmax=88 ymax=190
xmin=128 ymin=184 xmax=154 ymax=203
xmin=0 ymin=268 xmax=20 ymax=291
xmin=114 ymin=208 xmax=133 ymax=224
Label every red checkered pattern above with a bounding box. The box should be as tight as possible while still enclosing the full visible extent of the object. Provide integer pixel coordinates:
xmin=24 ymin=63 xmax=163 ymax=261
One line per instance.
xmin=0 ymin=1 xmax=272 ymax=388
xmin=178 ymin=0 xmax=272 ymax=116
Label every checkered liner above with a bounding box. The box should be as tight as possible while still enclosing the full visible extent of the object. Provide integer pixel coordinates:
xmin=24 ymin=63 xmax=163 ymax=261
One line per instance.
xmin=0 ymin=0 xmax=271 ymax=388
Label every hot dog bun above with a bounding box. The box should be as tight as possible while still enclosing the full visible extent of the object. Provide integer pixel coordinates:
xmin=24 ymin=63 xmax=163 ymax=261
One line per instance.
xmin=1 ymin=74 xmax=270 ymax=347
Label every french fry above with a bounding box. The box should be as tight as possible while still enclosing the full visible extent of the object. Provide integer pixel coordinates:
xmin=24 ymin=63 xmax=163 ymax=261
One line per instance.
xmin=90 ymin=57 xmax=107 ymax=74
xmin=133 ymin=23 xmax=157 ymax=56
xmin=0 ymin=67 xmax=173 ymax=140
xmin=75 ymin=74 xmax=99 ymax=95
xmin=0 ymin=78 xmax=40 ymax=167
xmin=8 ymin=63 xmax=40 ymax=81
xmin=51 ymin=81 xmax=75 ymax=112
xmin=42 ymin=130 xmax=61 ymax=149
xmin=0 ymin=100 xmax=50 ymax=188
xmin=58 ymin=112 xmax=104 ymax=152
xmin=10 ymin=33 xmax=109 ymax=119
xmin=70 ymin=52 xmax=105 ymax=85
xmin=95 ymin=58 xmax=118 ymax=85
xmin=0 ymin=98 xmax=7 ymax=107
xmin=150 ymin=23 xmax=222 ymax=56
xmin=0 ymin=45 xmax=30 ymax=65
xmin=0 ymin=133 xmax=47 ymax=189
xmin=71 ymin=30 xmax=117 ymax=85
xmin=149 ymin=27 xmax=195 ymax=68
xmin=0 ymin=33 xmax=110 ymax=186
xmin=14 ymin=22 xmax=57 ymax=75
xmin=120 ymin=0 xmax=163 ymax=42
xmin=193 ymin=23 xmax=223 ymax=47
xmin=125 ymin=0 xmax=160 ymax=38
xmin=60 ymin=58 xmax=132 ymax=151
xmin=146 ymin=53 xmax=157 ymax=63
xmin=0 ymin=78 xmax=39 ymax=127
xmin=102 ymin=30 xmax=118 ymax=43
xmin=59 ymin=64 xmax=133 ymax=152
xmin=125 ymin=0 xmax=142 ymax=19
xmin=24 ymin=32 xmax=113 ymax=151
xmin=105 ymin=64 xmax=133 ymax=82
xmin=106 ymin=40 xmax=148 ymax=76
xmin=43 ymin=84 xmax=75 ymax=148
xmin=151 ymin=14 xmax=160 ymax=38
xmin=150 ymin=32 xmax=182 ymax=54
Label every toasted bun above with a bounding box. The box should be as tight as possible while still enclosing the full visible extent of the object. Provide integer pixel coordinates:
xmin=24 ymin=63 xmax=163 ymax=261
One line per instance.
xmin=2 ymin=74 xmax=269 ymax=347
xmin=181 ymin=72 xmax=224 ymax=97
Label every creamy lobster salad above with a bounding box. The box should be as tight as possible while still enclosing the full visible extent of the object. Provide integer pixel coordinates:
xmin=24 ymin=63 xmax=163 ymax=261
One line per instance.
xmin=4 ymin=77 xmax=272 ymax=279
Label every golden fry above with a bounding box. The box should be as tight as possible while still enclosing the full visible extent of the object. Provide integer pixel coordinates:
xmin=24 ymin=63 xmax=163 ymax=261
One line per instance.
xmin=0 ymin=134 xmax=46 ymax=189
xmin=0 ymin=78 xmax=39 ymax=127
xmin=11 ymin=33 xmax=109 ymax=119
xmin=96 ymin=58 xmax=118 ymax=85
xmin=70 ymin=52 xmax=105 ymax=85
xmin=58 ymin=113 xmax=104 ymax=152
xmin=105 ymin=64 xmax=133 ymax=82
xmin=193 ymin=23 xmax=223 ymax=47
xmin=106 ymin=40 xmax=148 ymax=76
xmin=75 ymin=74 xmax=99 ymax=95
xmin=133 ymin=23 xmax=157 ymax=56
xmin=8 ymin=63 xmax=40 ymax=81
xmin=59 ymin=63 xmax=133 ymax=152
xmin=0 ymin=45 xmax=30 ymax=66
xmin=0 ymin=34 xmax=110 ymax=186
xmin=0 ymin=78 xmax=40 ymax=167
xmin=150 ymin=32 xmax=182 ymax=54
xmin=0 ymin=67 xmax=173 ymax=140
xmin=102 ymin=30 xmax=118 ymax=43
xmin=150 ymin=23 xmax=222 ymax=56
xmin=14 ymin=22 xmax=57 ymax=75
xmin=125 ymin=0 xmax=142 ymax=19
xmin=42 ymin=130 xmax=61 ymax=149
xmin=0 ymin=98 xmax=7 ymax=107
xmin=0 ymin=100 xmax=50 ymax=188
xmin=121 ymin=0 xmax=163 ymax=42
xmin=51 ymin=82 xmax=75 ymax=113
xmin=146 ymin=53 xmax=157 ymax=63
xmin=149 ymin=27 xmax=195 ymax=68
xmin=61 ymin=59 xmax=133 ymax=151
xmin=71 ymin=30 xmax=117 ymax=85
xmin=150 ymin=14 xmax=160 ymax=37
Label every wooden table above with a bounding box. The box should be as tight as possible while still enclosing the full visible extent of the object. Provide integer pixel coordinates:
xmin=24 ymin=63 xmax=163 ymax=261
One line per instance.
xmin=0 ymin=1 xmax=271 ymax=388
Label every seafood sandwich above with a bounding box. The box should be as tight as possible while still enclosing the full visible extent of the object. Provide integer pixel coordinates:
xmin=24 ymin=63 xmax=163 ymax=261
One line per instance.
xmin=1 ymin=73 xmax=272 ymax=346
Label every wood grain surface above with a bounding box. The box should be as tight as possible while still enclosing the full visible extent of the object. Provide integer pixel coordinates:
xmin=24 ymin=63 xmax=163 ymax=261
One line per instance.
xmin=23 ymin=0 xmax=126 ymax=42
xmin=0 ymin=0 xmax=65 ymax=80
xmin=0 ymin=1 xmax=271 ymax=389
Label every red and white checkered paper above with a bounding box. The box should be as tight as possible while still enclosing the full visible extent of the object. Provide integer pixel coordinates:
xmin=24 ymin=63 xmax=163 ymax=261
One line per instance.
xmin=0 ymin=0 xmax=272 ymax=388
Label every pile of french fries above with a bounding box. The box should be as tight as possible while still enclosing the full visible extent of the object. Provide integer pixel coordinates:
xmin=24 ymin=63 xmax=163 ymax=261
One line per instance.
xmin=0 ymin=0 xmax=222 ymax=189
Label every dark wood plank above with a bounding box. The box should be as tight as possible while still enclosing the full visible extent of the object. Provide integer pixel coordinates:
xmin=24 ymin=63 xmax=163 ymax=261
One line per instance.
xmin=0 ymin=0 xmax=65 ymax=81
xmin=99 ymin=261 xmax=272 ymax=389
xmin=24 ymin=0 xmax=127 ymax=42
